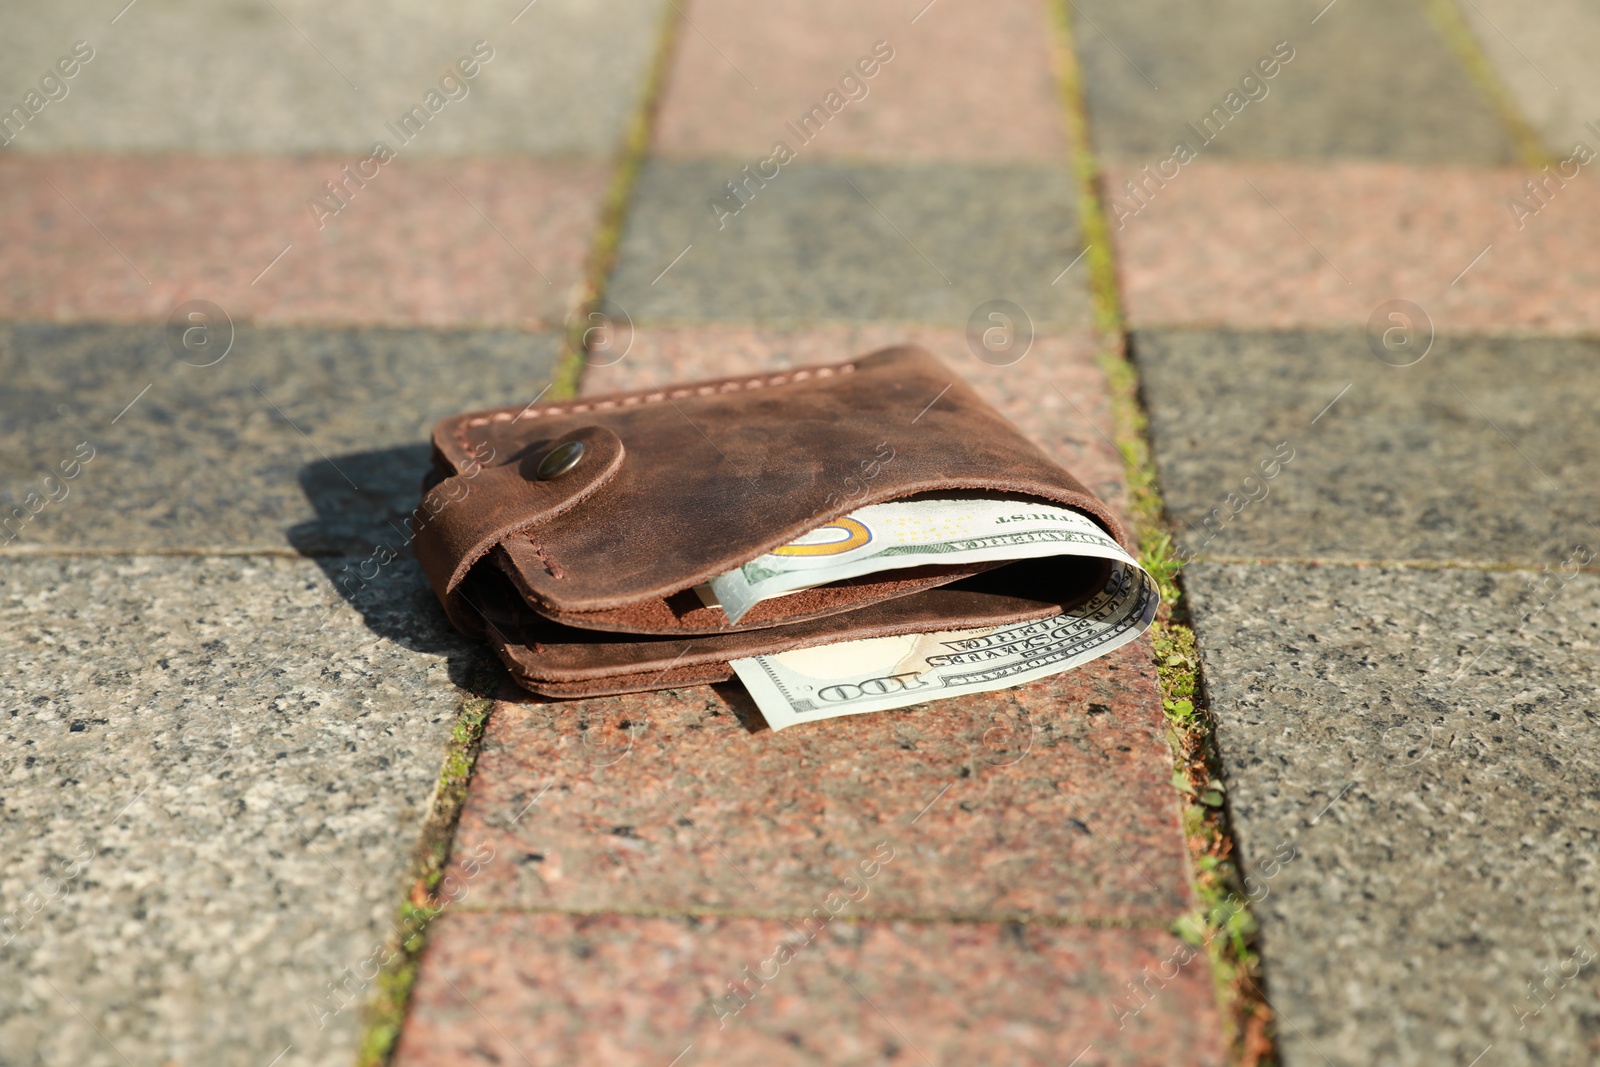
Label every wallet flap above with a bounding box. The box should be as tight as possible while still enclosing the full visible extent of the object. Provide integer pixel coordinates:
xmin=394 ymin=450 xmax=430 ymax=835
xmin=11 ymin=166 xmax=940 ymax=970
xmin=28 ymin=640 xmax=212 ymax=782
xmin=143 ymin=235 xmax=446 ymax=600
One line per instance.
xmin=418 ymin=346 xmax=1125 ymax=627
xmin=413 ymin=424 xmax=626 ymax=634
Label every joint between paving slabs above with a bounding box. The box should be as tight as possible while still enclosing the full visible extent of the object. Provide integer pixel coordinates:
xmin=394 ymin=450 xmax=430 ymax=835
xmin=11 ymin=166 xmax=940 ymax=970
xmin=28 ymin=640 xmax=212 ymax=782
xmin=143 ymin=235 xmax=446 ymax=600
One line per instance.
xmin=354 ymin=654 xmax=500 ymax=1067
xmin=552 ymin=0 xmax=684 ymax=401
xmin=1049 ymin=2 xmax=1277 ymax=1063
xmin=0 ymin=545 xmax=314 ymax=559
xmin=1173 ymin=553 xmax=1600 ymax=576
xmin=360 ymin=3 xmax=1294 ymax=1061
xmin=1418 ymin=0 xmax=1553 ymax=167
xmin=353 ymin=12 xmax=684 ymax=1060
xmin=421 ymin=902 xmax=1185 ymax=932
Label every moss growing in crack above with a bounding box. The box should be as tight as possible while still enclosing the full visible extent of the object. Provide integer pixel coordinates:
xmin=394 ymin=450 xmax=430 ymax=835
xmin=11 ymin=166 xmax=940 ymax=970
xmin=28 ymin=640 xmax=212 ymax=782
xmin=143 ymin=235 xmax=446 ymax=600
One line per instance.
xmin=353 ymin=661 xmax=497 ymax=1067
xmin=1126 ymin=401 xmax=1277 ymax=1067
xmin=1049 ymin=2 xmax=1277 ymax=1062
xmin=354 ymin=12 xmax=686 ymax=1061
xmin=1418 ymin=0 xmax=1550 ymax=168
xmin=551 ymin=0 xmax=683 ymax=401
xmin=355 ymin=947 xmax=424 ymax=1066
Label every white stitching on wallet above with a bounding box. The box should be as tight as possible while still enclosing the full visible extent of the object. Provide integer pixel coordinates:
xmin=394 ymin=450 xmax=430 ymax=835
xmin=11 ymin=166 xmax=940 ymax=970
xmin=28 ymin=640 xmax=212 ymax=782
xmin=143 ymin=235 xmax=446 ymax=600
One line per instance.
xmin=451 ymin=363 xmax=857 ymax=455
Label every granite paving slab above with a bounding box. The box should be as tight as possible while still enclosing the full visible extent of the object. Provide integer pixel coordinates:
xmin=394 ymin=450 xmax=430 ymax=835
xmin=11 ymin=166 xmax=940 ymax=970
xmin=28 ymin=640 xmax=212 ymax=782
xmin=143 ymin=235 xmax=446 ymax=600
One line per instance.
xmin=1133 ymin=328 xmax=1600 ymax=565
xmin=607 ymin=160 xmax=1092 ymax=328
xmin=1068 ymin=0 xmax=1516 ymax=163
xmin=393 ymin=911 xmax=1228 ymax=1067
xmin=1184 ymin=562 xmax=1600 ymax=1067
xmin=1461 ymin=0 xmax=1600 ymax=154
xmin=442 ymin=641 xmax=1190 ymax=922
xmin=1106 ymin=159 xmax=1600 ymax=336
xmin=653 ymin=0 xmax=1068 ymax=161
xmin=0 ymin=553 xmax=476 ymax=1067
xmin=0 ymin=156 xmax=611 ymax=328
xmin=0 ymin=322 xmax=562 ymax=554
xmin=0 ymin=0 xmax=665 ymax=157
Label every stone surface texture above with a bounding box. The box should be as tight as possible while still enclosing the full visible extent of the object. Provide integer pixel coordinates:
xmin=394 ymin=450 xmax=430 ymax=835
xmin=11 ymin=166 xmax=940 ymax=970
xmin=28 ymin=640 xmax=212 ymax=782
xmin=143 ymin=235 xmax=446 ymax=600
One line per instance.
xmin=0 ymin=322 xmax=562 ymax=554
xmin=1070 ymin=0 xmax=1517 ymax=163
xmin=0 ymin=554 xmax=476 ymax=1067
xmin=0 ymin=0 xmax=666 ymax=157
xmin=1461 ymin=0 xmax=1600 ymax=153
xmin=1106 ymin=158 xmax=1600 ymax=336
xmin=1185 ymin=562 xmax=1600 ymax=1067
xmin=393 ymin=912 xmax=1228 ymax=1067
xmin=22 ymin=0 xmax=1600 ymax=1062
xmin=608 ymin=160 xmax=1091 ymax=328
xmin=443 ymin=643 xmax=1189 ymax=921
xmin=0 ymin=156 xmax=608 ymax=327
xmin=1133 ymin=328 xmax=1600 ymax=566
xmin=653 ymin=0 xmax=1069 ymax=161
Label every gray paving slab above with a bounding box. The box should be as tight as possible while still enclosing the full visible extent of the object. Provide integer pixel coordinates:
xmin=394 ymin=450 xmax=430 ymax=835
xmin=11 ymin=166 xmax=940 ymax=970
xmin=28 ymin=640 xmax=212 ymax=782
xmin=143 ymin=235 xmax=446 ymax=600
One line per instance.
xmin=1461 ymin=0 xmax=1600 ymax=155
xmin=0 ymin=553 xmax=477 ymax=1067
xmin=0 ymin=322 xmax=561 ymax=554
xmin=1184 ymin=561 xmax=1600 ymax=1067
xmin=1133 ymin=328 xmax=1600 ymax=566
xmin=1069 ymin=0 xmax=1518 ymax=163
xmin=607 ymin=160 xmax=1093 ymax=328
xmin=0 ymin=0 xmax=664 ymax=157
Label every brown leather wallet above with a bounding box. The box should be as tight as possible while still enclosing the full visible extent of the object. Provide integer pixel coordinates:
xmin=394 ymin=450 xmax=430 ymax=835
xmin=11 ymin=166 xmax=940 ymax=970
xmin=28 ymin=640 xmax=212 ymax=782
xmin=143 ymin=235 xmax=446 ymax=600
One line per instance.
xmin=413 ymin=345 xmax=1126 ymax=698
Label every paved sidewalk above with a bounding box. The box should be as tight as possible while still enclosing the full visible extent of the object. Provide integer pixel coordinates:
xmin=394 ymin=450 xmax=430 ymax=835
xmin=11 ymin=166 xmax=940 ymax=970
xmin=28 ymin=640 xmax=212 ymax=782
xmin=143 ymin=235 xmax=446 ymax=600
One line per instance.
xmin=1080 ymin=1 xmax=1600 ymax=1064
xmin=397 ymin=2 xmax=1220 ymax=1063
xmin=3 ymin=2 xmax=1597 ymax=1066
xmin=1 ymin=2 xmax=648 ymax=1065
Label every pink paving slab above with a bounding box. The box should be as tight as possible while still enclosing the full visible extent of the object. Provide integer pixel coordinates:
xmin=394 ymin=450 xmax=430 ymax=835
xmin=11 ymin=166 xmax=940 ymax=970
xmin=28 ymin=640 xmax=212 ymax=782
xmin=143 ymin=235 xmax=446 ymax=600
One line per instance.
xmin=1107 ymin=157 xmax=1600 ymax=336
xmin=653 ymin=0 xmax=1069 ymax=162
xmin=440 ymin=638 xmax=1189 ymax=923
xmin=394 ymin=911 xmax=1226 ymax=1067
xmin=0 ymin=155 xmax=609 ymax=328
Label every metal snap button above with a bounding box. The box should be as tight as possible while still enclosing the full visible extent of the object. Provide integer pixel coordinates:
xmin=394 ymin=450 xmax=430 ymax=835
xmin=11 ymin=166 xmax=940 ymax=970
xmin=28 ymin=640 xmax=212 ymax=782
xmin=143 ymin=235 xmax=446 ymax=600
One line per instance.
xmin=536 ymin=440 xmax=585 ymax=480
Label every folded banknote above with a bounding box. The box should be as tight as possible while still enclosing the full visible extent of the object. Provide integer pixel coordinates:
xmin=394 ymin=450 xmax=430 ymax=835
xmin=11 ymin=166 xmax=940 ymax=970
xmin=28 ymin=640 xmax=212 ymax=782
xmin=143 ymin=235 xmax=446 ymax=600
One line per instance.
xmin=702 ymin=497 xmax=1158 ymax=729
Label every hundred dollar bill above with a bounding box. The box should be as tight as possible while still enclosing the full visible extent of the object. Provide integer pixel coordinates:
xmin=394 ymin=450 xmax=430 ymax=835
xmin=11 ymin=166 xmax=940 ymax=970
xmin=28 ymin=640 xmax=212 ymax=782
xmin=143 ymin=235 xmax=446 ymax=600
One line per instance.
xmin=702 ymin=496 xmax=1130 ymax=624
xmin=731 ymin=559 xmax=1158 ymax=730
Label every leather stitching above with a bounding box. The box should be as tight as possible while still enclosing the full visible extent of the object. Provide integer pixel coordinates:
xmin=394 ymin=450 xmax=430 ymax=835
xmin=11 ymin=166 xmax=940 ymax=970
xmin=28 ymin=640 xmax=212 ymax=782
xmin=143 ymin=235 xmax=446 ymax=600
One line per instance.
xmin=449 ymin=363 xmax=857 ymax=457
xmin=526 ymin=537 xmax=565 ymax=579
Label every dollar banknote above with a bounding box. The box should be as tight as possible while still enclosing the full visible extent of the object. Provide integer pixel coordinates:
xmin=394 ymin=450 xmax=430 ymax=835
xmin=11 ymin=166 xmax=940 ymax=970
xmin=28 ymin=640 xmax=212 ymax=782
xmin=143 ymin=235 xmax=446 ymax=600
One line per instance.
xmin=732 ymin=559 xmax=1158 ymax=730
xmin=702 ymin=497 xmax=1131 ymax=624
